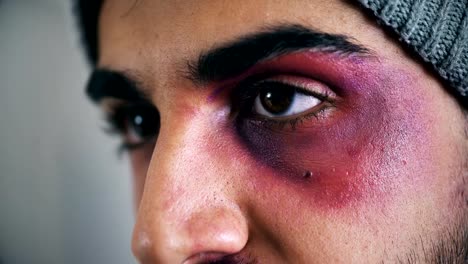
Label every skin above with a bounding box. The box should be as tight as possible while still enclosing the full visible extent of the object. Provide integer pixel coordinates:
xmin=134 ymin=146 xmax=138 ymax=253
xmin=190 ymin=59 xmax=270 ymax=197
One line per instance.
xmin=97 ymin=0 xmax=468 ymax=263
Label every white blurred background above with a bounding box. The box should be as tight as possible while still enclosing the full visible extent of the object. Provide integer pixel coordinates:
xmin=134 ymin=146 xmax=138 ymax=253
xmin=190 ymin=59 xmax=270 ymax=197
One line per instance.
xmin=0 ymin=1 xmax=136 ymax=263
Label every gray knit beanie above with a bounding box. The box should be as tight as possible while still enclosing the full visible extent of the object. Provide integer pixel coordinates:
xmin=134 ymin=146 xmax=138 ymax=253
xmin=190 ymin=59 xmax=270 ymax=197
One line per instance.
xmin=357 ymin=0 xmax=468 ymax=101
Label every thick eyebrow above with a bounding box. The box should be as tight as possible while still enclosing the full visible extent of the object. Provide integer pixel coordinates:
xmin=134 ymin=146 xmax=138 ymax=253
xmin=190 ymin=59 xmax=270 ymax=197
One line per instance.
xmin=187 ymin=24 xmax=371 ymax=84
xmin=86 ymin=69 xmax=149 ymax=103
xmin=87 ymin=24 xmax=370 ymax=102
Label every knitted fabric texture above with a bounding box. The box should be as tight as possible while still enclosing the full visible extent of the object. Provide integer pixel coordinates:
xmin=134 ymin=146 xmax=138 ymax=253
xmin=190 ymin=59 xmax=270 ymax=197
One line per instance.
xmin=357 ymin=0 xmax=468 ymax=98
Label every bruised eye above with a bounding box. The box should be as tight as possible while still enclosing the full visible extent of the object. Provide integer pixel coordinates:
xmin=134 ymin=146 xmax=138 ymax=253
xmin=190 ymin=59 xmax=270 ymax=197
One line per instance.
xmin=255 ymin=83 xmax=321 ymax=118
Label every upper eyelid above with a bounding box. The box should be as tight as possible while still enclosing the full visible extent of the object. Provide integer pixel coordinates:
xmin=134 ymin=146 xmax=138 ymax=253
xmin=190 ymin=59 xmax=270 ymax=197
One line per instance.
xmin=100 ymin=98 xmax=130 ymax=114
xmin=237 ymin=77 xmax=334 ymax=100
xmin=100 ymin=97 xmax=154 ymax=114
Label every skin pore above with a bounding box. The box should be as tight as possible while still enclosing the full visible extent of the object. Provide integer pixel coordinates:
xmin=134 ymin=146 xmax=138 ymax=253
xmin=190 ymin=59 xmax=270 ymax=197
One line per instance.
xmin=92 ymin=0 xmax=468 ymax=263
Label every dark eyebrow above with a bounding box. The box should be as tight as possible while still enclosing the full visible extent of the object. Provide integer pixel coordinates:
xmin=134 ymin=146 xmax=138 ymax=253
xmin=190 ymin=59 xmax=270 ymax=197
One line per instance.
xmin=86 ymin=69 xmax=149 ymax=103
xmin=187 ymin=24 xmax=371 ymax=84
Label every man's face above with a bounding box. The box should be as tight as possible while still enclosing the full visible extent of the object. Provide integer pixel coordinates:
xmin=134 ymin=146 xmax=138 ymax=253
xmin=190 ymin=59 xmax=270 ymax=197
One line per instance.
xmin=92 ymin=0 xmax=468 ymax=263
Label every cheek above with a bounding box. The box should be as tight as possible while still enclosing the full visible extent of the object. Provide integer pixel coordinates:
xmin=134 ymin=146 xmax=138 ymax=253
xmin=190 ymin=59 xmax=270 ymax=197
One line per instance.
xmin=237 ymin=64 xmax=433 ymax=211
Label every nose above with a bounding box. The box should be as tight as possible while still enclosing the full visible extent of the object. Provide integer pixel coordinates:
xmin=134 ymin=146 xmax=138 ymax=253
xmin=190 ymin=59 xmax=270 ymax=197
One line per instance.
xmin=131 ymin=116 xmax=249 ymax=263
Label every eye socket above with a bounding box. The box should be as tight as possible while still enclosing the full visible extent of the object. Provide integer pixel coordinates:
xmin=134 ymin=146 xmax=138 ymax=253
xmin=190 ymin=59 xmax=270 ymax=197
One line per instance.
xmin=107 ymin=102 xmax=160 ymax=150
xmin=254 ymin=82 xmax=322 ymax=118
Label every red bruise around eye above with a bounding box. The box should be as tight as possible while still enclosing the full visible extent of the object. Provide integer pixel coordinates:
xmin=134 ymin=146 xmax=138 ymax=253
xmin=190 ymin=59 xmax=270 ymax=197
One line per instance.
xmin=217 ymin=50 xmax=422 ymax=212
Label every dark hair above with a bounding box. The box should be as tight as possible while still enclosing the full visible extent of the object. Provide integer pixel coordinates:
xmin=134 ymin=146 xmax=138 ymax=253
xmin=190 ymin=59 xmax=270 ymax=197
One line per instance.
xmin=74 ymin=0 xmax=103 ymax=65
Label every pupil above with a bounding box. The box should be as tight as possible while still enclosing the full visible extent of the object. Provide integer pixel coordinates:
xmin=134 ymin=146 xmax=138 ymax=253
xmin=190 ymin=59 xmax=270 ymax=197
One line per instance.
xmin=260 ymin=86 xmax=295 ymax=114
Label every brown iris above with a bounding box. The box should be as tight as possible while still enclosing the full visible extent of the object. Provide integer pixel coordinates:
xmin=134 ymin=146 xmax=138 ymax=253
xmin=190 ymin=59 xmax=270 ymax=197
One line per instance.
xmin=259 ymin=84 xmax=295 ymax=115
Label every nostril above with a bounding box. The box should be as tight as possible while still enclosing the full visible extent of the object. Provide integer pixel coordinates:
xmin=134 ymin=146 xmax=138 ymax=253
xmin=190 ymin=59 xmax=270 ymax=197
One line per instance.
xmin=184 ymin=252 xmax=257 ymax=264
xmin=183 ymin=252 xmax=229 ymax=264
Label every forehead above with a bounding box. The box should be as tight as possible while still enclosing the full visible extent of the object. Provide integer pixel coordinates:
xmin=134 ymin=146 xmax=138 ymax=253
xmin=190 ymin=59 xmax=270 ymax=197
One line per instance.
xmin=97 ymin=0 xmax=403 ymax=80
